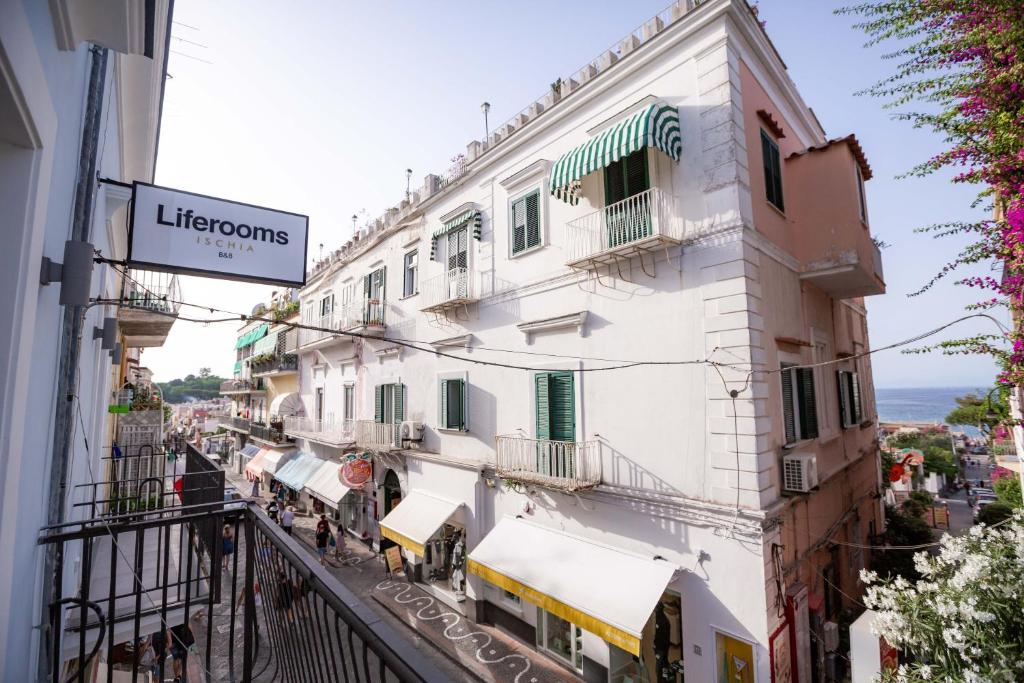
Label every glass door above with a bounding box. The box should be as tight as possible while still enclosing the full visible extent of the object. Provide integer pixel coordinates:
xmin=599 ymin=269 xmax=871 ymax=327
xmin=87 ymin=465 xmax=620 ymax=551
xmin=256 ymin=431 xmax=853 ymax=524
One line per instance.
xmin=537 ymin=608 xmax=583 ymax=672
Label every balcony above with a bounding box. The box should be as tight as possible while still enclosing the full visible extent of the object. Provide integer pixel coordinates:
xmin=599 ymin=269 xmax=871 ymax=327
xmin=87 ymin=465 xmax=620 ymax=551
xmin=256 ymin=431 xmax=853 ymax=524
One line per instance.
xmin=495 ymin=435 xmax=601 ymax=491
xmin=298 ymin=300 xmax=387 ymax=349
xmin=283 ymin=417 xmax=356 ymax=446
xmin=564 ymin=188 xmax=684 ymax=271
xmin=248 ymin=421 xmax=295 ymax=445
xmin=117 ymin=270 xmax=182 ymax=348
xmin=42 ymin=444 xmax=448 ymax=683
xmin=420 ymin=267 xmax=478 ymax=314
xmin=357 ymin=420 xmax=399 ymax=450
xmin=800 ymin=237 xmax=885 ymax=299
xmin=251 ymin=353 xmax=298 ymax=377
xmin=224 ymin=416 xmax=250 ymax=432
xmin=219 ymin=379 xmax=266 ymax=396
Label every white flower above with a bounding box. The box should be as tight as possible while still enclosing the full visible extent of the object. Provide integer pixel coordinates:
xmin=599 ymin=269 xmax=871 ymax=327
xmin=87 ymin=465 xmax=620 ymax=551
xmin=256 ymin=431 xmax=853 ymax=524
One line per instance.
xmin=860 ymin=568 xmax=879 ymax=584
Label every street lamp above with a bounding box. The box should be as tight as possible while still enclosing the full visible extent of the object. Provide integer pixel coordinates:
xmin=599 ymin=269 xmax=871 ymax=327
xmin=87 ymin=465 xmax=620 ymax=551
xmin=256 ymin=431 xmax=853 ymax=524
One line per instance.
xmin=405 ymin=168 xmax=412 ymax=201
xmin=351 ymin=214 xmax=358 ymax=237
xmin=481 ymin=101 xmax=491 ymax=142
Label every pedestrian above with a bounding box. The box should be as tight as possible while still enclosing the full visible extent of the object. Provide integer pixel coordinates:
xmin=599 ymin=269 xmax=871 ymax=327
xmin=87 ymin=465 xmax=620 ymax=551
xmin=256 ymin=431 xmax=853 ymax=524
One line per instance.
xmin=222 ymin=524 xmax=234 ymax=572
xmin=149 ymin=628 xmax=167 ymax=680
xmin=249 ymin=477 xmax=260 ymax=499
xmin=169 ymin=622 xmax=194 ymax=683
xmin=275 ymin=571 xmax=294 ymax=624
xmin=281 ymin=506 xmax=295 ymax=535
xmin=315 ymin=515 xmax=331 ymax=565
xmin=266 ymin=498 xmax=279 ymax=523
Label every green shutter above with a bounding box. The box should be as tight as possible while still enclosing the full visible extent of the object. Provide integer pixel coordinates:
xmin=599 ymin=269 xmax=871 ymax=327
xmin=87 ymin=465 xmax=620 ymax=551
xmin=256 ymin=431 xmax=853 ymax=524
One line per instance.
xmin=525 ymin=192 xmax=540 ymax=250
xmin=850 ymin=372 xmax=862 ymax=424
xmin=439 ymin=379 xmax=449 ymax=428
xmin=380 ymin=267 xmax=386 ymax=302
xmin=548 ymin=372 xmax=575 ymax=442
xmin=781 ymin=367 xmax=797 ymax=444
xmin=535 ymin=373 xmax=550 ymax=440
xmin=796 ymin=368 xmax=818 ymax=439
xmin=625 ymin=148 xmax=650 ymax=197
xmin=393 ymin=382 xmax=404 ymax=423
xmin=449 ymin=380 xmax=465 ymax=430
xmin=604 ymin=154 xmax=627 ymax=205
xmin=837 ymin=370 xmax=850 ymax=428
xmin=374 ymin=385 xmax=383 ymax=423
xmin=512 ymin=197 xmax=527 ymax=254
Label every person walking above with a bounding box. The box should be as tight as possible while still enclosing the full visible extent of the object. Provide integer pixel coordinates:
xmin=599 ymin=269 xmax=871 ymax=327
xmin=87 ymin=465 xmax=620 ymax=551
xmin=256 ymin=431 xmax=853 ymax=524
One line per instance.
xmin=275 ymin=571 xmax=294 ymax=624
xmin=266 ymin=498 xmax=279 ymax=523
xmin=221 ymin=524 xmax=235 ymax=572
xmin=249 ymin=477 xmax=260 ymax=499
xmin=315 ymin=515 xmax=331 ymax=565
xmin=280 ymin=506 xmax=295 ymax=536
xmin=149 ymin=628 xmax=167 ymax=680
xmin=169 ymin=622 xmax=194 ymax=683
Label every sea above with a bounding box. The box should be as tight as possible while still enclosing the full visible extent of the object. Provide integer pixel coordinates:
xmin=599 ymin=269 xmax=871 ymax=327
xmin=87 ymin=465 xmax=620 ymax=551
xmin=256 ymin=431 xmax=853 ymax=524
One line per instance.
xmin=875 ymin=386 xmax=987 ymax=437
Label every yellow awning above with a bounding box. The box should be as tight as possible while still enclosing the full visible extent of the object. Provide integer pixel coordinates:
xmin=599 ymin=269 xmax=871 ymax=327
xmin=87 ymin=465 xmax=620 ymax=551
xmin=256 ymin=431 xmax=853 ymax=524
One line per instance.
xmin=467 ymin=518 xmax=676 ymax=655
xmin=378 ymin=490 xmax=461 ymax=556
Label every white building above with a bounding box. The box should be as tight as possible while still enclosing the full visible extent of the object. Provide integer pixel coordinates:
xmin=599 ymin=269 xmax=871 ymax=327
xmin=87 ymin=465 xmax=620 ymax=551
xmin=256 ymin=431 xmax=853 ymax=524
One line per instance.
xmin=278 ymin=1 xmax=886 ymax=681
xmin=0 ymin=1 xmax=176 ymax=678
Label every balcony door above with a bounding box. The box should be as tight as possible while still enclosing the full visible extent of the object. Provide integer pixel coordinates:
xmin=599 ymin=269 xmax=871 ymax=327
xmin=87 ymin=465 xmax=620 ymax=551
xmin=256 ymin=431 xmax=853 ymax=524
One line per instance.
xmin=535 ymin=371 xmax=575 ymax=478
xmin=603 ymin=148 xmax=651 ymax=247
xmin=446 ymin=227 xmax=468 ymax=299
xmin=315 ymin=387 xmax=324 ymax=423
xmin=363 ymin=268 xmax=385 ymax=324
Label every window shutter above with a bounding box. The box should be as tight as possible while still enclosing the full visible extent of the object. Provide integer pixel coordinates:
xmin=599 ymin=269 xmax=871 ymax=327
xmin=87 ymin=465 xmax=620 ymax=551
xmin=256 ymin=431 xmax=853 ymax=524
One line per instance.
xmin=393 ymin=383 xmax=404 ymax=423
xmin=512 ymin=198 xmax=527 ymax=254
xmin=380 ymin=267 xmax=386 ymax=301
xmin=837 ymin=371 xmax=851 ymax=428
xmin=374 ymin=385 xmax=383 ymax=423
xmin=797 ymin=368 xmax=818 ymax=439
xmin=605 ymin=156 xmax=626 ymax=205
xmin=548 ymin=371 xmax=575 ymax=442
xmin=446 ymin=380 xmax=464 ymax=430
xmin=535 ymin=373 xmax=550 ymax=440
xmin=781 ymin=368 xmax=797 ymax=444
xmin=525 ymin=192 xmax=540 ymax=249
xmin=850 ymin=372 xmax=862 ymax=424
xmin=439 ymin=379 xmax=449 ymax=428
xmin=624 ymin=148 xmax=649 ymax=197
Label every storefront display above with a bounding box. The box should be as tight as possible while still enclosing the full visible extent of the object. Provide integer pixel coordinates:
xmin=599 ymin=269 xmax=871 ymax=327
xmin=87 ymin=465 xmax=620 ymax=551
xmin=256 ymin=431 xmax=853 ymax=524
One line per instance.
xmin=715 ymin=632 xmax=754 ymax=683
xmin=611 ymin=592 xmax=684 ymax=682
xmin=420 ymin=523 xmax=466 ymax=600
xmin=537 ymin=608 xmax=583 ymax=673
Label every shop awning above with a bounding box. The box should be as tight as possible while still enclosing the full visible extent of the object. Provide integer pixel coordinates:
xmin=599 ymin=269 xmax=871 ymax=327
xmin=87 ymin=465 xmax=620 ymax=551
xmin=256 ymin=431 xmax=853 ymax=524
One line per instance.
xmin=269 ymin=392 xmax=303 ymax=417
xmin=252 ymin=330 xmax=279 ymax=355
xmin=549 ymin=102 xmax=681 ymax=204
xmin=235 ymin=323 xmax=270 ymax=349
xmin=240 ymin=444 xmax=261 ymax=458
xmin=379 ymin=490 xmax=462 ymax=556
xmin=273 ymin=452 xmax=321 ymax=491
xmin=303 ymin=460 xmax=350 ymax=507
xmin=262 ymin=448 xmax=296 ymax=477
xmin=244 ymin=448 xmax=270 ymax=478
xmin=233 ymin=360 xmax=242 ymax=375
xmin=430 ymin=210 xmax=482 ymax=259
xmin=467 ymin=518 xmax=676 ymax=655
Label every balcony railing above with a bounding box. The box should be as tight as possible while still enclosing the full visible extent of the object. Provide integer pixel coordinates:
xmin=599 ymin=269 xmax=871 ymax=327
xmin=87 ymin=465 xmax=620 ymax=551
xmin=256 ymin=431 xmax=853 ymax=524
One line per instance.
xmin=122 ymin=269 xmax=182 ymax=315
xmin=357 ymin=420 xmax=399 ymax=450
xmin=219 ymin=379 xmax=266 ymax=395
xmin=420 ymin=267 xmax=477 ymax=313
xmin=495 ymin=435 xmax=601 ymax=491
xmin=249 ymin=421 xmax=295 ymax=445
xmin=251 ymin=353 xmax=298 ymax=376
xmin=225 ymin=416 xmax=250 ymax=432
xmin=283 ymin=417 xmax=356 ymax=445
xmin=299 ymin=300 xmax=387 ymax=348
xmin=564 ymin=187 xmax=685 ymax=268
xmin=43 ymin=445 xmax=447 ymax=683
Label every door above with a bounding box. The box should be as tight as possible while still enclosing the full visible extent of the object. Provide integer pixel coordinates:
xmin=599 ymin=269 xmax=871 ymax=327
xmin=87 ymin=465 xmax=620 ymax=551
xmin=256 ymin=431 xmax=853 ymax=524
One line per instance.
xmin=537 ymin=609 xmax=583 ymax=672
xmin=603 ymin=148 xmax=651 ymax=247
xmin=315 ymin=387 xmax=324 ymax=422
xmin=363 ymin=268 xmax=385 ymax=324
xmin=446 ymin=227 xmax=468 ymax=299
xmin=535 ymin=372 xmax=575 ymax=477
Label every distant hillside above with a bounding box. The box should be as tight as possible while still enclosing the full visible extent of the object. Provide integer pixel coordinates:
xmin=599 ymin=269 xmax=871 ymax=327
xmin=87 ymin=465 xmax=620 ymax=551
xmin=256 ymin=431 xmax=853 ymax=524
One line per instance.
xmin=157 ymin=372 xmax=225 ymax=403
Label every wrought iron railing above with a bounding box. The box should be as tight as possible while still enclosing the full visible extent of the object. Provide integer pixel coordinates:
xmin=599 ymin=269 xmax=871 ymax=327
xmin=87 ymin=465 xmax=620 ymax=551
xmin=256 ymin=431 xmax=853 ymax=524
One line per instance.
xmin=420 ymin=267 xmax=475 ymax=311
xmin=564 ymin=187 xmax=685 ymax=264
xmin=41 ymin=445 xmax=448 ymax=683
xmin=122 ymin=269 xmax=182 ymax=315
xmin=356 ymin=421 xmax=399 ymax=450
xmin=495 ymin=435 xmax=601 ymax=491
xmin=251 ymin=354 xmax=298 ymax=376
xmin=220 ymin=380 xmax=265 ymax=395
xmin=249 ymin=422 xmax=294 ymax=445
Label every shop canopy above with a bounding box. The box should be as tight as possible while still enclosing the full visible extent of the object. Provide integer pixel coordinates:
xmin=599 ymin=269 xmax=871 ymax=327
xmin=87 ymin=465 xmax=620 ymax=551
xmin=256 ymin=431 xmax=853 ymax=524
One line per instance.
xmin=303 ymin=460 xmax=350 ymax=507
xmin=269 ymin=392 xmax=303 ymax=418
xmin=273 ymin=451 xmax=321 ymax=491
xmin=467 ymin=517 xmax=676 ymax=656
xmin=548 ymin=101 xmax=681 ymax=205
xmin=261 ymin=448 xmax=296 ymax=477
xmin=235 ymin=323 xmax=269 ymax=349
xmin=243 ymin=448 xmax=270 ymax=479
xmin=239 ymin=444 xmax=261 ymax=458
xmin=379 ymin=490 xmax=462 ymax=556
xmin=252 ymin=330 xmax=279 ymax=355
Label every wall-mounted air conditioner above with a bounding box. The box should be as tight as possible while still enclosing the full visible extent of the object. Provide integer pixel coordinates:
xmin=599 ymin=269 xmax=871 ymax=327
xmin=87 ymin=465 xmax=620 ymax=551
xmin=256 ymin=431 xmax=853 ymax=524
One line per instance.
xmin=399 ymin=421 xmax=423 ymax=443
xmin=783 ymin=453 xmax=818 ymax=493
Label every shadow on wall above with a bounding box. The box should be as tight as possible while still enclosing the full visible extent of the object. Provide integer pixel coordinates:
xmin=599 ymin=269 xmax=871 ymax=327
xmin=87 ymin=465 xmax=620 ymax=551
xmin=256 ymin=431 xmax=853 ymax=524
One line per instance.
xmin=419 ymin=381 xmax=498 ymax=458
xmin=598 ymin=438 xmax=683 ymax=496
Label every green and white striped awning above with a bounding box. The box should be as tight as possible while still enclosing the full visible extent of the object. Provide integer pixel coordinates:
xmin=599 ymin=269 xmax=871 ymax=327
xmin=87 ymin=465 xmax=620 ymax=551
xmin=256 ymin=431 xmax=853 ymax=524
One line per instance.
xmin=252 ymin=330 xmax=279 ymax=355
xmin=549 ymin=102 xmax=681 ymax=204
xmin=431 ymin=210 xmax=482 ymax=259
xmin=233 ymin=360 xmax=242 ymax=375
xmin=235 ymin=323 xmax=269 ymax=349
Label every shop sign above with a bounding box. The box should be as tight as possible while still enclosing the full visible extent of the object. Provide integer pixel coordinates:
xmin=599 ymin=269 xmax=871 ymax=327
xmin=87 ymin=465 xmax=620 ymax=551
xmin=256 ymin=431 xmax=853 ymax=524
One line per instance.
xmin=340 ymin=452 xmax=373 ymax=487
xmin=769 ymin=621 xmax=793 ymax=683
xmin=128 ymin=181 xmax=309 ymax=287
xmin=880 ymin=638 xmax=899 ymax=672
xmin=384 ymin=546 xmax=404 ymax=575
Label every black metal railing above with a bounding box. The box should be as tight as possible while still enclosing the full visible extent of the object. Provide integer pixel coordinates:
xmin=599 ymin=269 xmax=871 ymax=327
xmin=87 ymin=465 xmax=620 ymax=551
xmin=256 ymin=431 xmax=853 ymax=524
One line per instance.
xmin=249 ymin=422 xmax=294 ymax=445
xmin=251 ymin=354 xmax=298 ymax=376
xmin=228 ymin=416 xmax=251 ymax=432
xmin=42 ymin=446 xmax=447 ymax=683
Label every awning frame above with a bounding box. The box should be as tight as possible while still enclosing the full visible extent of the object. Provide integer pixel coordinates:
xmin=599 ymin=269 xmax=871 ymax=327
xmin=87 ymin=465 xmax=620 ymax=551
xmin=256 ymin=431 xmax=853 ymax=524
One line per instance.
xmin=430 ymin=210 xmax=482 ymax=260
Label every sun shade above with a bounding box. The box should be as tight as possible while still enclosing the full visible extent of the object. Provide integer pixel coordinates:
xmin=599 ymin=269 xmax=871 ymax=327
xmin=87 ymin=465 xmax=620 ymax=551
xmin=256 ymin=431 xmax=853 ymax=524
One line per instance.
xmin=378 ymin=490 xmax=462 ymax=556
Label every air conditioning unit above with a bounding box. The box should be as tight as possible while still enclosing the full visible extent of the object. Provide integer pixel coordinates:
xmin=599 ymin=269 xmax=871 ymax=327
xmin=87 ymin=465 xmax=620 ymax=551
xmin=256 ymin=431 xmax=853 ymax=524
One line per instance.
xmin=399 ymin=421 xmax=424 ymax=442
xmin=783 ymin=453 xmax=818 ymax=493
xmin=823 ymin=620 xmax=840 ymax=652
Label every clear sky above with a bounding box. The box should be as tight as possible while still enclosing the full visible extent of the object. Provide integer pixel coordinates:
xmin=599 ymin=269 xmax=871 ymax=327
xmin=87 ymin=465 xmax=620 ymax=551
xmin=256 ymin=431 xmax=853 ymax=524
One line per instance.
xmin=142 ymin=0 xmax=1005 ymax=389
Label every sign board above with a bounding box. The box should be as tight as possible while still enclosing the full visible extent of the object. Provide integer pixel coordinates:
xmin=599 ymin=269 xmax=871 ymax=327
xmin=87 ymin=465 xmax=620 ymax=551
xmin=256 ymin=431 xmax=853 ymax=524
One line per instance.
xmin=384 ymin=546 xmax=403 ymax=575
xmin=769 ymin=621 xmax=793 ymax=683
xmin=128 ymin=181 xmax=308 ymax=287
xmin=340 ymin=452 xmax=373 ymax=488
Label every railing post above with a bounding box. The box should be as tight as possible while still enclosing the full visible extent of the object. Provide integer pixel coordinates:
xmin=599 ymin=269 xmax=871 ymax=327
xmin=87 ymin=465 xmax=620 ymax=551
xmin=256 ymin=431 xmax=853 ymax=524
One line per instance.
xmin=243 ymin=512 xmax=255 ymax=683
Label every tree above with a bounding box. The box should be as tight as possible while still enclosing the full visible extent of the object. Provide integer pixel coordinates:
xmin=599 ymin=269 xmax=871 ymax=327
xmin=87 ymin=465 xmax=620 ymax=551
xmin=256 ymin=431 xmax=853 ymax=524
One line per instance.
xmin=944 ymin=390 xmax=1009 ymax=439
xmin=861 ymin=515 xmax=1024 ymax=682
xmin=978 ymin=501 xmax=1014 ymax=525
xmin=993 ymin=475 xmax=1022 ymax=508
xmin=871 ymin=506 xmax=935 ymax=580
xmin=199 ymin=367 xmax=211 ymax=378
xmin=839 ymin=2 xmax=1024 ymax=384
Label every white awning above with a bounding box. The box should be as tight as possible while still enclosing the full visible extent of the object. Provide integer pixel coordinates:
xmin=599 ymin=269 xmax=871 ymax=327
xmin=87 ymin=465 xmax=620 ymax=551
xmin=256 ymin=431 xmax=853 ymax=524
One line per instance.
xmin=303 ymin=460 xmax=350 ymax=507
xmin=262 ymin=448 xmax=296 ymax=476
xmin=467 ymin=517 xmax=676 ymax=656
xmin=378 ymin=490 xmax=462 ymax=556
xmin=269 ymin=391 xmax=304 ymax=417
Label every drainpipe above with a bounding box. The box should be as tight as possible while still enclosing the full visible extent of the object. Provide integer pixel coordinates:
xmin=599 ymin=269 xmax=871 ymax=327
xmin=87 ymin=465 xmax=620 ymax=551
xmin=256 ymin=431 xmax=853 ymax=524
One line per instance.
xmin=40 ymin=44 xmax=109 ymax=678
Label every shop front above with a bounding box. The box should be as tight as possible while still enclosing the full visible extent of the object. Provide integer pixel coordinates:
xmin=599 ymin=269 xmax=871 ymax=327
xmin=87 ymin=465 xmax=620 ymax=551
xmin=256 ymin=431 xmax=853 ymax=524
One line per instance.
xmin=243 ymin=447 xmax=270 ymax=481
xmin=260 ymin=447 xmax=296 ymax=493
xmin=336 ymin=452 xmax=377 ymax=545
xmin=272 ymin=451 xmax=322 ymax=511
xmin=302 ymin=459 xmax=350 ymax=521
xmin=468 ymin=517 xmax=678 ymax=681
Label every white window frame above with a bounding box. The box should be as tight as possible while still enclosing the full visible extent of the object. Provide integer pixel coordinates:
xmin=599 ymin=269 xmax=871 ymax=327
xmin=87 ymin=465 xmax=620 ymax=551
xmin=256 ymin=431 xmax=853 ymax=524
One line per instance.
xmin=402 ymin=249 xmax=418 ymax=298
xmin=536 ymin=608 xmax=583 ymax=673
xmin=508 ymin=185 xmax=544 ymax=259
xmin=343 ymin=382 xmax=355 ymax=422
xmin=437 ymin=370 xmax=469 ymax=432
xmin=811 ymin=328 xmax=836 ymax=439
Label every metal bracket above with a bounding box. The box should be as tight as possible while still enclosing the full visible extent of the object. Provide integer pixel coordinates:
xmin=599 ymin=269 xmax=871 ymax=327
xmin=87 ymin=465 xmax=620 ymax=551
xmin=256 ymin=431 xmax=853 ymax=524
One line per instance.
xmin=40 ymin=257 xmax=63 ymax=286
xmin=39 ymin=240 xmax=95 ymax=306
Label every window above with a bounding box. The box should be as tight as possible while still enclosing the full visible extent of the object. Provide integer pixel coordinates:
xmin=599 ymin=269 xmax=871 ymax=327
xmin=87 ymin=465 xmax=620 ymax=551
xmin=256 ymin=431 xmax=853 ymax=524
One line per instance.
xmin=761 ymin=129 xmax=784 ymax=212
xmin=535 ymin=371 xmax=574 ymax=441
xmin=403 ymin=250 xmax=418 ymax=297
xmin=319 ymin=294 xmax=334 ymax=319
xmin=315 ymin=387 xmax=324 ymax=422
xmin=438 ymin=378 xmax=467 ymax=431
xmin=510 ymin=190 xmax=541 ymax=255
xmin=837 ymin=369 xmax=863 ymax=428
xmin=374 ymin=383 xmax=404 ymax=424
xmin=855 ymin=164 xmax=868 ymax=223
xmin=502 ymin=590 xmax=521 ymax=608
xmin=537 ymin=609 xmax=582 ymax=672
xmin=780 ymin=363 xmax=818 ymax=444
xmin=604 ymin=147 xmax=649 ymax=205
xmin=343 ymin=384 xmax=354 ymax=421
xmin=363 ymin=268 xmax=386 ymax=324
